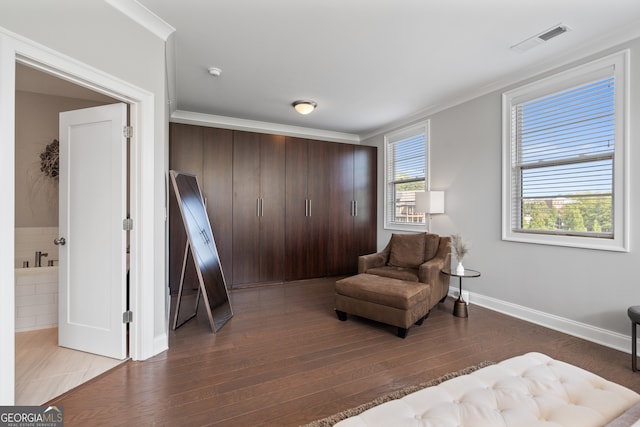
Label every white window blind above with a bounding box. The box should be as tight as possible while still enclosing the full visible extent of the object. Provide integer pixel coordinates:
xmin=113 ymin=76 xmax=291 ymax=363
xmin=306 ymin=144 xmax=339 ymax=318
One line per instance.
xmin=503 ymin=50 xmax=628 ymax=251
xmin=512 ymin=77 xmax=614 ymax=237
xmin=384 ymin=125 xmax=427 ymax=228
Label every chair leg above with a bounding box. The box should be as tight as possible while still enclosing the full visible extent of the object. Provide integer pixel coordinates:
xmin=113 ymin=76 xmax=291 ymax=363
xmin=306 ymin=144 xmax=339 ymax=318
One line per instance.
xmin=397 ymin=327 xmax=408 ymax=339
xmin=633 ymin=321 xmax=637 ymax=372
xmin=415 ymin=311 xmax=430 ymax=326
xmin=335 ymin=310 xmax=347 ymax=321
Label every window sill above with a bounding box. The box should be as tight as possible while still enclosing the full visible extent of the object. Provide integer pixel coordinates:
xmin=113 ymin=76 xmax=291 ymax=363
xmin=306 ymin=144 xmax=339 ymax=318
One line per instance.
xmin=502 ymin=230 xmax=628 ymax=252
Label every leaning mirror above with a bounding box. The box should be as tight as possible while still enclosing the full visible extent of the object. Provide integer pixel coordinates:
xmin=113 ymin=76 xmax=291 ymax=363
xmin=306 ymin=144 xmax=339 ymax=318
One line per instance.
xmin=169 ymin=170 xmax=233 ymax=332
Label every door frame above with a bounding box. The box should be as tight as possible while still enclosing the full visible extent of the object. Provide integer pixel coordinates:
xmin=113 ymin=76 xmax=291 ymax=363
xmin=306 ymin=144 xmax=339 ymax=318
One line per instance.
xmin=0 ymin=30 xmax=163 ymax=404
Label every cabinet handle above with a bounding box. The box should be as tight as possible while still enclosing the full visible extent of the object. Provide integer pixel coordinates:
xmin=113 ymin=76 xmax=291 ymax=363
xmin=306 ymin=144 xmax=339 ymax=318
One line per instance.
xmin=308 ymin=199 xmax=312 ymax=217
xmin=305 ymin=199 xmax=308 ymax=217
xmin=256 ymin=198 xmax=260 ymax=217
xmin=260 ymin=198 xmax=264 ymax=217
xmin=354 ymin=200 xmax=358 ymax=217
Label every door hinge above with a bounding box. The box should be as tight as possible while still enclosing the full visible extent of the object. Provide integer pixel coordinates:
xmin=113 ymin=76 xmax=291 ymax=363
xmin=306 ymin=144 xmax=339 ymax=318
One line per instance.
xmin=123 ymin=217 xmax=133 ymax=231
xmin=123 ymin=126 xmax=133 ymax=138
xmin=123 ymin=310 xmax=133 ymax=324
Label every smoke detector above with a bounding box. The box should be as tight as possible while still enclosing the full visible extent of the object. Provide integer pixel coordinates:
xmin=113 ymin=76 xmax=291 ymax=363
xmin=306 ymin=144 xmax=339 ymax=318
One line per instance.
xmin=207 ymin=67 xmax=222 ymax=77
xmin=511 ymin=24 xmax=571 ymax=52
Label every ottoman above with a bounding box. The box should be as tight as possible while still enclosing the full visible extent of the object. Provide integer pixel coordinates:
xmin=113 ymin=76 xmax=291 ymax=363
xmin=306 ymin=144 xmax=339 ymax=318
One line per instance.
xmin=335 ymin=273 xmax=431 ymax=338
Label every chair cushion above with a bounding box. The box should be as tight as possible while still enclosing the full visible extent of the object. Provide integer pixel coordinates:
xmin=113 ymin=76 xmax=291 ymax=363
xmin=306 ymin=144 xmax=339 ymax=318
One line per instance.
xmin=335 ymin=274 xmax=430 ymax=310
xmin=388 ymin=233 xmax=426 ymax=269
xmin=366 ymin=266 xmax=419 ymax=282
xmin=424 ymin=233 xmax=440 ymax=261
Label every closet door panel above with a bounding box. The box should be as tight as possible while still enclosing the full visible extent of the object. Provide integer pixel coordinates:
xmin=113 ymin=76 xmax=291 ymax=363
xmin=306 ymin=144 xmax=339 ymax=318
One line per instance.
xmin=202 ymin=127 xmax=234 ymax=285
xmin=232 ymin=131 xmax=261 ymax=285
xmin=307 ymin=140 xmax=329 ymax=278
xmin=168 ymin=123 xmax=203 ymax=294
xmin=284 ymin=137 xmax=310 ymax=280
xmin=259 ymin=134 xmax=285 ymax=282
xmin=327 ymin=143 xmax=356 ymax=276
xmin=353 ymin=145 xmax=377 ymax=257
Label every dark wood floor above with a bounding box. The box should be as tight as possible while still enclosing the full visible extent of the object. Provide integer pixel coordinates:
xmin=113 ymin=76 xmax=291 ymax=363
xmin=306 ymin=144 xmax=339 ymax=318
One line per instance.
xmin=49 ymin=277 xmax=640 ymax=426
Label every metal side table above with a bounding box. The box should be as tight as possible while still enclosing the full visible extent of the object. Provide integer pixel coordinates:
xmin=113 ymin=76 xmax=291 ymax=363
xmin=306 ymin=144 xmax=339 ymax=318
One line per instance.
xmin=442 ymin=268 xmax=480 ymax=318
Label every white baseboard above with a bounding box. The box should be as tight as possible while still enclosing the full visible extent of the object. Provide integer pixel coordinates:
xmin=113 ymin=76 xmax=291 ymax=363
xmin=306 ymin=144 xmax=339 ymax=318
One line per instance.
xmin=448 ymin=287 xmax=632 ymax=354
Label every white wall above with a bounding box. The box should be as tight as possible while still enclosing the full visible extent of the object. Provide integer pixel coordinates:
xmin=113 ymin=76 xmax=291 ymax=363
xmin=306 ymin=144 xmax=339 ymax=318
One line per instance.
xmin=0 ymin=0 xmax=169 ymax=404
xmin=364 ymin=37 xmax=640 ymax=350
xmin=15 ymin=91 xmax=109 ymax=227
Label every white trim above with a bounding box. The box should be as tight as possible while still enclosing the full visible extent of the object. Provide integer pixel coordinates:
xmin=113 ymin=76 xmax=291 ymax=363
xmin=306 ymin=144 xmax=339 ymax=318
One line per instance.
xmin=105 ymin=0 xmax=175 ymax=41
xmin=448 ymin=287 xmax=633 ymax=354
xmin=383 ymin=121 xmax=430 ymax=232
xmin=171 ymin=109 xmax=360 ymax=144
xmin=0 ymin=26 xmax=166 ymax=403
xmin=501 ymin=50 xmax=630 ymax=252
xmin=0 ymin=33 xmax=17 ymax=405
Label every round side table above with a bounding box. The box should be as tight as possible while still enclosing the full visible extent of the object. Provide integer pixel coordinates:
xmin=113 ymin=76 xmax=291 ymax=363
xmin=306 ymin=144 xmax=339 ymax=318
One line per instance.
xmin=442 ymin=268 xmax=481 ymax=318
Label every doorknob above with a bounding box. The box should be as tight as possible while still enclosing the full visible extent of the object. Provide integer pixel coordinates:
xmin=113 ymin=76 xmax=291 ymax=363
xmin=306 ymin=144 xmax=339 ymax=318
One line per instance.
xmin=54 ymin=237 xmax=66 ymax=246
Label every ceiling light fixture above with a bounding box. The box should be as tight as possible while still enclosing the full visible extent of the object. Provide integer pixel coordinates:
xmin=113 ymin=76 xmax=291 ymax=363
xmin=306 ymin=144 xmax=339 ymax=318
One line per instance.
xmin=292 ymin=100 xmax=317 ymax=115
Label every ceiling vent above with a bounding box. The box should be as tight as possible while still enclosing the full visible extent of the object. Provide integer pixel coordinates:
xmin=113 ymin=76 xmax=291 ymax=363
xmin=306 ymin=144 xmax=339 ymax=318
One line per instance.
xmin=511 ymin=24 xmax=571 ymax=52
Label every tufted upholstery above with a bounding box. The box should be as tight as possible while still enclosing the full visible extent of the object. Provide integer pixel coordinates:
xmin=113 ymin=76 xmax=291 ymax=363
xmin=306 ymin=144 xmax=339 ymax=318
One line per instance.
xmin=334 ymin=352 xmax=640 ymax=427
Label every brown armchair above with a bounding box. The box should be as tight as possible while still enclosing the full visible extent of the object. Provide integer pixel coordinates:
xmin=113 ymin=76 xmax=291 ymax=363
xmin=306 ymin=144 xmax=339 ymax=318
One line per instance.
xmin=358 ymin=233 xmax=451 ymax=309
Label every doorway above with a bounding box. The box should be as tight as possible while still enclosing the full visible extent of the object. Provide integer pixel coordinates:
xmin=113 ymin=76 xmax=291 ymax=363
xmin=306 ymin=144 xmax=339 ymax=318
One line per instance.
xmin=1 ymin=31 xmax=166 ymax=406
xmin=14 ymin=63 xmax=127 ymax=404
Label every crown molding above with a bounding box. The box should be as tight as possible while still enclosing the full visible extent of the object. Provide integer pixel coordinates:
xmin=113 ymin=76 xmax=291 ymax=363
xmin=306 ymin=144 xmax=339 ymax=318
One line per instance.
xmin=105 ymin=0 xmax=175 ymax=41
xmin=362 ymin=23 xmax=640 ymax=141
xmin=171 ymin=110 xmax=361 ymax=144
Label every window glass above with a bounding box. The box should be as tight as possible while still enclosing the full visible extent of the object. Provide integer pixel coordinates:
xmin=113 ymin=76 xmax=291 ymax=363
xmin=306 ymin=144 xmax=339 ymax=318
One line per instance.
xmin=502 ymin=51 xmax=628 ymax=251
xmin=384 ymin=123 xmax=428 ymax=230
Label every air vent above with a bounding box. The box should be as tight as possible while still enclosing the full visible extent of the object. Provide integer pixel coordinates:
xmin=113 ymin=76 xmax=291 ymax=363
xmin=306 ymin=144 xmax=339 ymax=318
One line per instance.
xmin=511 ymin=23 xmax=571 ymax=52
xmin=538 ymin=25 xmax=568 ymax=41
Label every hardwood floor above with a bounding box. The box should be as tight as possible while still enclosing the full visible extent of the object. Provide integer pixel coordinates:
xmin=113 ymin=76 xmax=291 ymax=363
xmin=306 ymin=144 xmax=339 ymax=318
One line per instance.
xmin=49 ymin=277 xmax=640 ymax=426
xmin=15 ymin=328 xmax=124 ymax=405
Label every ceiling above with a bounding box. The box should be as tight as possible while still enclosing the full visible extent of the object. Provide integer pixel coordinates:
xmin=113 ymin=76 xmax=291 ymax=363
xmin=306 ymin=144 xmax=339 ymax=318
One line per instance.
xmin=134 ymin=1 xmax=640 ymax=137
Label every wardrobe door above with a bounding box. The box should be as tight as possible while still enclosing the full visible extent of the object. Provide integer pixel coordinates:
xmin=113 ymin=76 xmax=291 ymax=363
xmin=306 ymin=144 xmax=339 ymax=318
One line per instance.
xmin=326 ymin=142 xmax=356 ymax=276
xmin=284 ymin=138 xmax=329 ymax=280
xmin=284 ymin=137 xmax=310 ymax=280
xmin=202 ymin=127 xmax=234 ymax=285
xmin=307 ymin=140 xmax=329 ymax=278
xmin=168 ymin=123 xmax=203 ymax=294
xmin=258 ymin=133 xmax=285 ymax=283
xmin=353 ymin=145 xmax=377 ymax=258
xmin=232 ymin=131 xmax=261 ymax=285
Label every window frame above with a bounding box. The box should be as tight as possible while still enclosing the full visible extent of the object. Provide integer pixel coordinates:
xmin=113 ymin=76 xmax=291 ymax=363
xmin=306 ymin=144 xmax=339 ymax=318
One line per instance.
xmin=501 ymin=50 xmax=629 ymax=251
xmin=384 ymin=121 xmax=430 ymax=231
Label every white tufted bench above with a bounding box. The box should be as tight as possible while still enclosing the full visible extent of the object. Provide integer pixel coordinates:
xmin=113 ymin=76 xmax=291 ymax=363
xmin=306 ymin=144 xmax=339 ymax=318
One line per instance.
xmin=335 ymin=352 xmax=640 ymax=427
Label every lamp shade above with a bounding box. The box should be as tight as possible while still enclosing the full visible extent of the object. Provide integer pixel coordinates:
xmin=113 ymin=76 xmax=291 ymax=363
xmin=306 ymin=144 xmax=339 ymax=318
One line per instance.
xmin=415 ymin=191 xmax=444 ymax=214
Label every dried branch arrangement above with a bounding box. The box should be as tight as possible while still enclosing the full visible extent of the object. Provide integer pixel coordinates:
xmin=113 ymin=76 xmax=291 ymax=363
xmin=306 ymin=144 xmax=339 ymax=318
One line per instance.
xmin=451 ymin=233 xmax=469 ymax=261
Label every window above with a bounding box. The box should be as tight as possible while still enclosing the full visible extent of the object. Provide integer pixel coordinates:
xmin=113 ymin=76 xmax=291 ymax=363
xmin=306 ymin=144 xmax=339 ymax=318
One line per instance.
xmin=502 ymin=51 xmax=629 ymax=251
xmin=384 ymin=122 xmax=429 ymax=230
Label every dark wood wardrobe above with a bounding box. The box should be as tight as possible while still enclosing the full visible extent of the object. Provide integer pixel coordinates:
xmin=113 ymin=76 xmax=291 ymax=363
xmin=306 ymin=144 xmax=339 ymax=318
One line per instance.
xmin=169 ymin=123 xmax=376 ymax=292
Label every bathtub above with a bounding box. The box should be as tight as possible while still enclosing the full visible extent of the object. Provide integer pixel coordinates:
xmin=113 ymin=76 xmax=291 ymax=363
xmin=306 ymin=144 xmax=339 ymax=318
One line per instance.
xmin=15 ymin=266 xmax=59 ymax=332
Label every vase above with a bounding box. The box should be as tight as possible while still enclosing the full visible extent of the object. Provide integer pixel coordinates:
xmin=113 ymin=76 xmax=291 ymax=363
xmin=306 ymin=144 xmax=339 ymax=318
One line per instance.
xmin=456 ymin=261 xmax=465 ymax=275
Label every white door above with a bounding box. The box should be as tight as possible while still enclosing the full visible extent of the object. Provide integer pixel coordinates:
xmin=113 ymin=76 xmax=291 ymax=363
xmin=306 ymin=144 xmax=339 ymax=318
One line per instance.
xmin=58 ymin=103 xmax=128 ymax=359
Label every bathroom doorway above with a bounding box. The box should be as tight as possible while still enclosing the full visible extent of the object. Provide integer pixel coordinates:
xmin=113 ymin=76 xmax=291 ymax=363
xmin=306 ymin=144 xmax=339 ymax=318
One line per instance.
xmin=14 ymin=63 xmax=128 ymax=404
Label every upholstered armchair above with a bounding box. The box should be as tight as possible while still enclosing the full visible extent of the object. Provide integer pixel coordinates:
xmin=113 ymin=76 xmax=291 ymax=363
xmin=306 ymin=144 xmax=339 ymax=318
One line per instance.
xmin=358 ymin=233 xmax=451 ymax=309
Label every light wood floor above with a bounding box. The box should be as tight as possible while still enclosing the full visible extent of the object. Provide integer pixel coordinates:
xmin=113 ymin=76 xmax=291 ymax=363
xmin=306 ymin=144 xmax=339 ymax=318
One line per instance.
xmin=49 ymin=277 xmax=640 ymax=426
xmin=15 ymin=327 xmax=125 ymax=405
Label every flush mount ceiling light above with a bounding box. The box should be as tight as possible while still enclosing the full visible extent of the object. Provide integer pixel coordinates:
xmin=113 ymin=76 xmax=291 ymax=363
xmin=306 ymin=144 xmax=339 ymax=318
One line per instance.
xmin=511 ymin=23 xmax=571 ymax=52
xmin=292 ymin=100 xmax=317 ymax=115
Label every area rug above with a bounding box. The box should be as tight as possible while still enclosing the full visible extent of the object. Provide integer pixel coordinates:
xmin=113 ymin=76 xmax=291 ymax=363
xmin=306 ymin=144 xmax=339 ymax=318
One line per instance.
xmin=301 ymin=361 xmax=494 ymax=427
